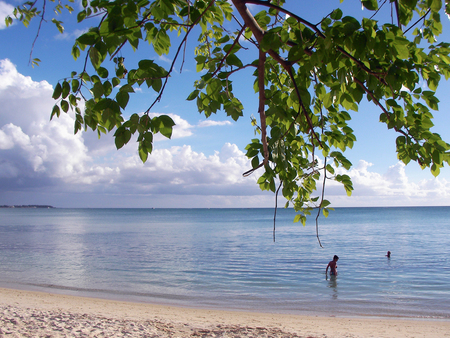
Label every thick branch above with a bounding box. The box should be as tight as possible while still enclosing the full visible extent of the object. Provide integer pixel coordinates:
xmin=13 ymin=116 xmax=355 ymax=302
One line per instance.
xmin=232 ymin=1 xmax=319 ymax=132
xmin=244 ymin=0 xmax=325 ymax=39
xmin=394 ymin=0 xmax=401 ymax=29
xmin=231 ymin=0 xmax=291 ymax=70
xmin=242 ymin=49 xmax=268 ymax=177
xmin=242 ymin=0 xmax=388 ymax=84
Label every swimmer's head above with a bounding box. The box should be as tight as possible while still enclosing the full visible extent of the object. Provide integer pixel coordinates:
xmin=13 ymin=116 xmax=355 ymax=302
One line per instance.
xmin=333 ymin=255 xmax=339 ymax=261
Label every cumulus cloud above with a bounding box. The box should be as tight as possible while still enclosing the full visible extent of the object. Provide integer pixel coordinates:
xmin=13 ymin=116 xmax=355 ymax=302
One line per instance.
xmin=1 ymin=59 xmax=449 ymax=208
xmin=112 ymin=143 xmax=260 ymax=196
xmin=0 ymin=59 xmax=266 ymax=207
xmin=0 ymin=1 xmax=14 ymax=30
xmin=148 ymin=112 xmax=194 ymax=139
xmin=328 ymin=160 xmax=450 ymax=206
xmin=0 ymin=59 xmax=91 ymax=185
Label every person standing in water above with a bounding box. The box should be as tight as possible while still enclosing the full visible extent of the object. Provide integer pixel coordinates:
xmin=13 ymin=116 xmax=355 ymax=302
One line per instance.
xmin=386 ymin=251 xmax=391 ymax=258
xmin=326 ymin=255 xmax=339 ymax=277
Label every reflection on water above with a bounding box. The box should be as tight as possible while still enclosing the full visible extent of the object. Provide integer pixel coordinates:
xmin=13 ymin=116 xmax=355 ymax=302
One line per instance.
xmin=326 ymin=275 xmax=338 ymax=300
xmin=0 ymin=207 xmax=449 ymax=318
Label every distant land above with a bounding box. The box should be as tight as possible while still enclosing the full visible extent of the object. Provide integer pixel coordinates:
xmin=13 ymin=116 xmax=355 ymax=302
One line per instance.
xmin=0 ymin=205 xmax=55 ymax=209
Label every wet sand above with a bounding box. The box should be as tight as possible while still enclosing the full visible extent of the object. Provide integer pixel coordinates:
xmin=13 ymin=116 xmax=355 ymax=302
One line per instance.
xmin=0 ymin=287 xmax=449 ymax=337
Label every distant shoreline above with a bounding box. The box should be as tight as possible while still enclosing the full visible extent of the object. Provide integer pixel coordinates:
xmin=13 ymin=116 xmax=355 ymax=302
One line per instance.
xmin=0 ymin=205 xmax=55 ymax=209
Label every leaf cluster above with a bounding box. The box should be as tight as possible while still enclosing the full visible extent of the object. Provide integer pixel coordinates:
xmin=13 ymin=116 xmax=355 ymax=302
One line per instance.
xmin=7 ymin=0 xmax=450 ymax=230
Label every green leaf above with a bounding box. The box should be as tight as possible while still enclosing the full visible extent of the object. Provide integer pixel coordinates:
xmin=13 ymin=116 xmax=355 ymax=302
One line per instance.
xmin=77 ymin=31 xmax=99 ymax=45
xmin=260 ymin=31 xmax=282 ymax=52
xmin=251 ymin=156 xmax=260 ymax=168
xmin=430 ymin=0 xmax=442 ymax=12
xmin=89 ymin=47 xmax=101 ymax=69
xmin=116 ymin=91 xmax=129 ymax=109
xmin=157 ymin=115 xmax=175 ymax=138
xmin=51 ymin=105 xmax=60 ymax=119
xmin=152 ymin=78 xmax=162 ymax=92
xmin=226 ymin=54 xmax=243 ymax=68
xmin=112 ymin=77 xmax=121 ymax=87
xmin=62 ymin=81 xmax=70 ymax=99
xmin=361 ymin=0 xmax=378 ymax=10
xmin=139 ymin=144 xmax=149 ymax=162
xmin=187 ymin=90 xmax=199 ymax=101
xmin=393 ymin=37 xmax=410 ymax=59
xmin=61 ymin=99 xmax=69 ymax=113
xmin=97 ymin=67 xmax=109 ymax=78
xmin=52 ymin=83 xmax=62 ymax=99
xmin=71 ymin=79 xmax=80 ymax=92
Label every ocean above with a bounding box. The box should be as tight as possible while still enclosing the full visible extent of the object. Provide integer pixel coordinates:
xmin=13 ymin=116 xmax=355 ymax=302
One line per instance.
xmin=0 ymin=207 xmax=449 ymax=318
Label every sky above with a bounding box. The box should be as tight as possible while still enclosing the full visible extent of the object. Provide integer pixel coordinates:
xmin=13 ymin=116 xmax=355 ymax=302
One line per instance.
xmin=1 ymin=0 xmax=450 ymax=209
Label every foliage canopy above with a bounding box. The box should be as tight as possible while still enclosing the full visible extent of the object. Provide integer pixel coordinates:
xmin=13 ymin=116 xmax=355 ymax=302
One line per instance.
xmin=7 ymin=0 xmax=450 ymax=236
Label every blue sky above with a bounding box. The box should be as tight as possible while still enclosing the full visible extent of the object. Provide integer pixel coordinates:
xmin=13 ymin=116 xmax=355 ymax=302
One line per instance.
xmin=1 ymin=0 xmax=450 ymax=208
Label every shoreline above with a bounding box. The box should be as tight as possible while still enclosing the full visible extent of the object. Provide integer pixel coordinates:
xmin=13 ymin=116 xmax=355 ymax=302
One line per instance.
xmin=1 ymin=287 xmax=449 ymax=337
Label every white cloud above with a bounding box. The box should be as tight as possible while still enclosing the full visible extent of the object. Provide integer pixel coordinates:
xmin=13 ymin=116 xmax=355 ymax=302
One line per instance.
xmin=54 ymin=28 xmax=89 ymax=41
xmin=0 ymin=1 xmax=14 ymax=30
xmin=0 ymin=59 xmax=91 ymax=184
xmin=198 ymin=120 xmax=232 ymax=128
xmin=328 ymin=160 xmax=450 ymax=207
xmin=158 ymin=55 xmax=172 ymax=64
xmin=148 ymin=112 xmax=193 ymax=139
xmin=2 ymin=59 xmax=450 ymax=208
xmin=0 ymin=59 xmax=267 ymax=206
xmin=111 ymin=143 xmax=259 ymax=195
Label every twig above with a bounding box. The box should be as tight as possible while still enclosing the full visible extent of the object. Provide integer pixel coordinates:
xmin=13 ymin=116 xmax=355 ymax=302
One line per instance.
xmin=404 ymin=8 xmax=431 ymax=35
xmin=210 ymin=25 xmax=247 ymax=78
xmin=315 ymin=158 xmax=326 ymax=248
xmin=145 ymin=0 xmax=217 ymax=114
xmin=29 ymin=0 xmax=47 ymax=65
xmin=274 ymin=180 xmax=283 ymax=242
xmin=258 ymin=49 xmax=269 ymax=166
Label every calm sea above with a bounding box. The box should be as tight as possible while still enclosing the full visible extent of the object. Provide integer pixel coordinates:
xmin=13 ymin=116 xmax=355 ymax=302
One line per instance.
xmin=0 ymin=207 xmax=449 ymax=318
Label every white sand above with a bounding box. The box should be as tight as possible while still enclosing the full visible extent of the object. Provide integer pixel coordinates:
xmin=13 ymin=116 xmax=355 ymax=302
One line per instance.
xmin=0 ymin=287 xmax=449 ymax=337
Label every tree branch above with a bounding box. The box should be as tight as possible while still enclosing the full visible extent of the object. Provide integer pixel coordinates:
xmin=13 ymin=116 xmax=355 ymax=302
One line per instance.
xmin=258 ymin=49 xmax=269 ymax=166
xmin=210 ymin=24 xmax=247 ymax=79
xmin=244 ymin=0 xmax=325 ymax=39
xmin=274 ymin=180 xmax=283 ymax=242
xmin=404 ymin=8 xmax=431 ymax=35
xmin=242 ymin=49 xmax=269 ymax=177
xmin=144 ymin=0 xmax=217 ymax=114
xmin=353 ymin=77 xmax=410 ymax=138
xmin=394 ymin=0 xmax=401 ymax=29
xmin=286 ymin=67 xmax=322 ymax=146
xmin=231 ymin=0 xmax=291 ymax=70
xmin=29 ymin=0 xmax=47 ymax=65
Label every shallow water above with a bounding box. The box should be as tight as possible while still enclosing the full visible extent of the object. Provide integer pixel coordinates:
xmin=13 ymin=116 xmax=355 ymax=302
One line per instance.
xmin=0 ymin=207 xmax=449 ymax=318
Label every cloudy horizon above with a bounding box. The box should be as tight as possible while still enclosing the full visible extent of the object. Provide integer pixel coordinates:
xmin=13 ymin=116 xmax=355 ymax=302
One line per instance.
xmin=1 ymin=58 xmax=450 ymax=209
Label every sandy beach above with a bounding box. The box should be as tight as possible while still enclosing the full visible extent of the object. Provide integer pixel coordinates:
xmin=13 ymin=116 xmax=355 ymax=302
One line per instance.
xmin=0 ymin=287 xmax=449 ymax=338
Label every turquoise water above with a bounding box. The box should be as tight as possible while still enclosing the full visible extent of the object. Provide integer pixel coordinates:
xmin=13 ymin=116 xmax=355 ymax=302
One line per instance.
xmin=0 ymin=207 xmax=449 ymax=318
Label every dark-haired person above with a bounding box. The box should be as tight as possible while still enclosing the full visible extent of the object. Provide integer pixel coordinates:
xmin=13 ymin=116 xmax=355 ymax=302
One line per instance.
xmin=326 ymin=255 xmax=339 ymax=277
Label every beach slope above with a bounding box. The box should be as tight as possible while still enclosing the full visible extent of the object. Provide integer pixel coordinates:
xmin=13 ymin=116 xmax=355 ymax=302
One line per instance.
xmin=0 ymin=287 xmax=448 ymax=337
